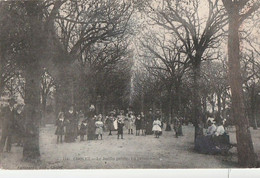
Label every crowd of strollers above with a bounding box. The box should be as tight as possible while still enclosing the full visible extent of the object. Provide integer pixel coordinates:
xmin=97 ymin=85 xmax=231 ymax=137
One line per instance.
xmin=0 ymin=98 xmax=228 ymax=155
xmin=54 ymin=105 xmax=166 ymax=143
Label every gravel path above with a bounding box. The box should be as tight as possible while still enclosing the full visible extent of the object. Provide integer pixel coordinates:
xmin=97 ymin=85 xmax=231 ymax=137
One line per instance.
xmin=1 ymin=124 xmax=260 ymax=169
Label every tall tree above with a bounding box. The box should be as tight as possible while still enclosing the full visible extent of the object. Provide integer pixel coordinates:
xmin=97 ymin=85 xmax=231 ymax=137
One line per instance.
xmin=144 ymin=0 xmax=228 ymax=139
xmin=140 ymin=32 xmax=190 ymax=124
xmin=0 ymin=0 xmax=66 ymax=161
xmin=52 ymin=0 xmax=133 ymax=111
xmin=222 ymin=0 xmax=260 ymax=167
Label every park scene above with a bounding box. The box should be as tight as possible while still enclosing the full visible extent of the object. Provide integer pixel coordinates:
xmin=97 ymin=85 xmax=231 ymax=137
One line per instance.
xmin=0 ymin=0 xmax=260 ymax=169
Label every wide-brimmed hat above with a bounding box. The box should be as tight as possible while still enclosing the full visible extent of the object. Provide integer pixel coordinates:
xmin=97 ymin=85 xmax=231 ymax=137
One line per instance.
xmin=110 ymin=111 xmax=114 ymax=114
xmin=207 ymin=117 xmax=216 ymax=124
xmin=89 ymin=104 xmax=95 ymax=110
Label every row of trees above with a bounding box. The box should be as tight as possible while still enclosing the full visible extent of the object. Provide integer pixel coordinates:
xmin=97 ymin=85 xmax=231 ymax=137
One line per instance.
xmin=0 ymin=0 xmax=135 ymax=161
xmin=131 ymin=0 xmax=260 ymax=167
xmin=0 ymin=0 xmax=260 ymax=168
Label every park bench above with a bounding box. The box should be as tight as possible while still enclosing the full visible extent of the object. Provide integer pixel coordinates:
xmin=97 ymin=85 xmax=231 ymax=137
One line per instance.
xmin=195 ymin=133 xmax=236 ymax=155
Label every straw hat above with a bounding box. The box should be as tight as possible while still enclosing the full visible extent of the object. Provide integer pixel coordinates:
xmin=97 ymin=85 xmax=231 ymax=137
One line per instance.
xmin=89 ymin=104 xmax=95 ymax=110
xmin=207 ymin=117 xmax=216 ymax=124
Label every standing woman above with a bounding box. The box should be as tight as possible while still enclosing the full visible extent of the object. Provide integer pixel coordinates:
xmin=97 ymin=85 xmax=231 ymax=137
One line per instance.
xmin=140 ymin=112 xmax=146 ymax=136
xmin=64 ymin=106 xmax=77 ymax=142
xmin=117 ymin=111 xmax=125 ymax=139
xmin=13 ymin=104 xmax=25 ymax=146
xmin=135 ymin=114 xmax=142 ymax=136
xmin=55 ymin=112 xmax=65 ymax=143
xmin=0 ymin=98 xmax=16 ymax=153
xmin=146 ymin=109 xmax=154 ymax=135
xmin=87 ymin=105 xmax=96 ymax=140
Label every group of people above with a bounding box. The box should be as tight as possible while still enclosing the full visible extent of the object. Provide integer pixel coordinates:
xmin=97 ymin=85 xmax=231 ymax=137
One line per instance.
xmin=54 ymin=106 xmax=165 ymax=143
xmin=0 ymin=99 xmax=181 ymax=153
xmin=195 ymin=117 xmax=229 ymax=154
xmin=0 ymin=98 xmax=24 ymax=153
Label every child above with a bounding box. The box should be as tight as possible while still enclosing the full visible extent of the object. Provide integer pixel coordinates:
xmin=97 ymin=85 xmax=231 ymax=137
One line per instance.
xmin=55 ymin=112 xmax=65 ymax=143
xmin=95 ymin=115 xmax=104 ymax=140
xmin=117 ymin=111 xmax=125 ymax=139
xmin=128 ymin=112 xmax=135 ymax=134
xmin=106 ymin=111 xmax=115 ymax=136
xmin=79 ymin=119 xmax=87 ymax=141
xmin=152 ymin=117 xmax=162 ymax=138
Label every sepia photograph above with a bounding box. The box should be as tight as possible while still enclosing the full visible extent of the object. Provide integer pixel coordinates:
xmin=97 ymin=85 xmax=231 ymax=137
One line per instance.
xmin=0 ymin=0 xmax=260 ymax=171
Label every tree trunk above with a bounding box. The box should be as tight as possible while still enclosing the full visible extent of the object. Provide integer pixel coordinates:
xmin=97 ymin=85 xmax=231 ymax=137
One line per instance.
xmin=202 ymin=94 xmax=207 ymax=117
xmin=176 ymin=84 xmax=181 ymax=115
xmin=222 ymin=91 xmax=227 ymax=119
xmin=210 ymin=93 xmax=215 ymax=114
xmin=192 ymin=61 xmax=203 ymax=141
xmin=227 ymin=9 xmax=257 ymax=167
xmin=0 ymin=50 xmax=4 ymax=97
xmin=23 ymin=65 xmax=41 ymax=161
xmin=41 ymin=94 xmax=47 ymax=126
xmin=217 ymin=92 xmax=221 ymax=116
xmin=22 ymin=3 xmax=43 ymax=161
xmin=165 ymin=86 xmax=172 ymax=131
xmin=55 ymin=65 xmax=74 ymax=112
xmin=251 ymin=84 xmax=258 ymax=129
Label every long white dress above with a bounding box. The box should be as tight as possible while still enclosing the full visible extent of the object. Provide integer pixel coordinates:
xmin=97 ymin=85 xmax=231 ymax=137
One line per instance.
xmin=95 ymin=121 xmax=104 ymax=135
xmin=152 ymin=120 xmax=162 ymax=132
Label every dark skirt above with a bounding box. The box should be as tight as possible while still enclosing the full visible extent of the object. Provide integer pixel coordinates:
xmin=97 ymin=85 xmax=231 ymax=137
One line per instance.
xmin=194 ymin=134 xmax=230 ymax=154
xmin=55 ymin=126 xmax=65 ymax=135
xmin=87 ymin=119 xmax=96 ymax=140
xmin=106 ymin=120 xmax=114 ymax=131
xmin=135 ymin=120 xmax=142 ymax=130
xmin=145 ymin=121 xmax=153 ymax=135
xmin=141 ymin=121 xmax=146 ymax=130
xmin=65 ymin=123 xmax=76 ymax=142
xmin=117 ymin=123 xmax=124 ymax=135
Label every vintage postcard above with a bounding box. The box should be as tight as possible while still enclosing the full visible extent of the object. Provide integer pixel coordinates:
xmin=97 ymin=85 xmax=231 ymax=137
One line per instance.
xmin=0 ymin=0 xmax=260 ymax=171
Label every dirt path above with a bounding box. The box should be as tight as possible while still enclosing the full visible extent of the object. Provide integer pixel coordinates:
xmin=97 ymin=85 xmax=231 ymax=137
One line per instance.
xmin=1 ymin=124 xmax=260 ymax=169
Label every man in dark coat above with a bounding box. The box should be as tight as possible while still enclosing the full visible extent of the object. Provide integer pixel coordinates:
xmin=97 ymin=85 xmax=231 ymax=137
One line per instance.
xmin=145 ymin=109 xmax=154 ymax=135
xmin=0 ymin=98 xmax=16 ymax=152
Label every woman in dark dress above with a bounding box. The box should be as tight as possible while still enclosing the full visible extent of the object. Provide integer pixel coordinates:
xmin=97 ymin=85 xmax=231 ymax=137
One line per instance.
xmin=13 ymin=104 xmax=25 ymax=146
xmin=145 ymin=109 xmax=154 ymax=135
xmin=87 ymin=105 xmax=96 ymax=140
xmin=140 ymin=112 xmax=146 ymax=136
xmin=135 ymin=114 xmax=142 ymax=136
xmin=64 ymin=106 xmax=77 ymax=142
